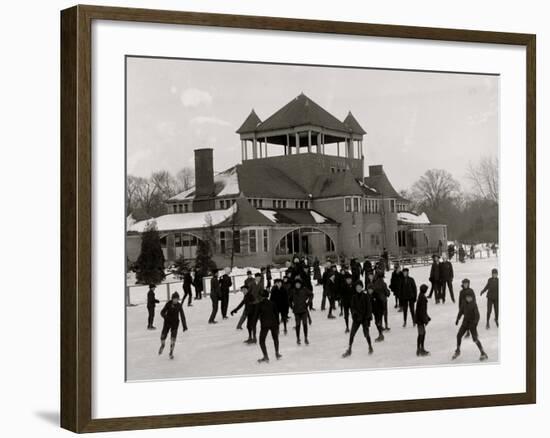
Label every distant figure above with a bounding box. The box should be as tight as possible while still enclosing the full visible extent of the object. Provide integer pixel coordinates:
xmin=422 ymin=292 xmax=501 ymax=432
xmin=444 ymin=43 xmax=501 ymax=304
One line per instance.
xmin=313 ymin=257 xmax=322 ymax=285
xmin=439 ymin=254 xmax=455 ymax=303
xmin=447 ymin=243 xmax=456 ymax=261
xmin=265 ymin=265 xmax=273 ymax=289
xmin=381 ymin=248 xmax=390 ymax=272
xmin=470 ymin=244 xmax=475 ymax=259
xmin=480 ymin=268 xmax=499 ymax=329
xmin=453 ymin=279 xmax=488 ymax=361
xmin=231 ymin=285 xmax=256 ymax=344
xmin=389 ymin=263 xmax=404 ymax=310
xmin=415 ymin=284 xmax=431 ymax=356
xmin=340 ymin=274 xmax=354 ymax=333
xmin=458 ymin=246 xmax=466 ymax=263
xmin=428 ymin=255 xmax=442 ymax=304
xmin=146 ymin=284 xmax=160 ymax=330
xmin=270 ymin=278 xmax=290 ymax=334
xmin=400 ymin=268 xmax=417 ymax=328
xmin=158 ymin=292 xmax=187 ymax=359
xmin=193 ymin=269 xmax=204 ymax=300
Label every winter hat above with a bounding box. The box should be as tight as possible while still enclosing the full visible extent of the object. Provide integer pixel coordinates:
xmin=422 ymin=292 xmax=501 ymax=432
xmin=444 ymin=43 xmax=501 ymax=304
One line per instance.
xmin=354 ymin=280 xmax=364 ymax=289
xmin=148 ymin=284 xmax=156 ymax=289
xmin=462 ymin=278 xmax=470 ymax=286
xmin=492 ymin=268 xmax=498 ymax=274
xmin=247 ymin=270 xmax=253 ymax=275
xmin=274 ymin=278 xmax=283 ymax=284
xmin=419 ymin=284 xmax=428 ymax=294
xmin=402 ymin=267 xmax=409 ymax=273
xmin=254 ymin=273 xmax=262 ymax=278
xmin=171 ymin=292 xmax=180 ymax=300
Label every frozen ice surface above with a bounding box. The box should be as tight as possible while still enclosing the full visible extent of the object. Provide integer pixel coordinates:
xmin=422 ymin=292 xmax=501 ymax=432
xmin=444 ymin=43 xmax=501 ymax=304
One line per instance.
xmin=126 ymin=257 xmax=499 ymax=381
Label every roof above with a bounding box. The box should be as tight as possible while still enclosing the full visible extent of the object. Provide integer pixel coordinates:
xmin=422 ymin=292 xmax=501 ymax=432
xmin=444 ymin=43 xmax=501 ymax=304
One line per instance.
xmin=397 ymin=212 xmax=430 ymax=225
xmin=236 ymin=110 xmax=262 ymax=134
xmin=169 ymin=166 xmax=240 ymax=202
xmin=257 ymin=208 xmax=338 ymax=225
xmin=250 ymin=93 xmax=352 ymax=134
xmin=218 ymin=198 xmax=274 ymax=227
xmin=343 ymin=112 xmax=366 ymax=135
xmin=128 ymin=205 xmax=237 ymax=233
xmin=311 ymin=172 xmax=379 ymax=198
xmin=364 ymin=166 xmax=408 ymax=201
xmin=237 ymin=163 xmax=309 ymax=199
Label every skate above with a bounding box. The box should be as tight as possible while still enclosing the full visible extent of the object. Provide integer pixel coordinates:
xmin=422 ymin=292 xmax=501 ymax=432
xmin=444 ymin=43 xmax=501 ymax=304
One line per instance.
xmin=328 ymin=314 xmax=336 ymax=319
xmin=236 ymin=326 xmax=243 ymax=330
xmin=480 ymin=352 xmax=489 ymax=361
xmin=374 ymin=334 xmax=384 ymax=343
xmin=402 ymin=322 xmax=407 ymax=328
xmin=384 ymin=326 xmax=391 ymax=332
xmin=305 ymin=338 xmax=310 ymax=345
xmin=284 ymin=328 xmax=288 ymax=335
xmin=257 ymin=357 xmax=269 ymax=364
xmin=276 ymin=353 xmax=282 ymax=360
xmin=158 ymin=342 xmax=165 ymax=355
xmin=296 ymin=338 xmax=301 ymax=345
xmin=495 ymin=320 xmax=499 ymax=328
xmin=169 ymin=351 xmax=174 ymax=359
xmin=416 ymin=349 xmax=421 ymax=357
xmin=345 ymin=327 xmax=350 ymax=334
xmin=150 ymin=326 xmax=156 ymax=330
xmin=452 ymin=349 xmax=461 ymax=360
xmin=420 ymin=349 xmax=431 ymax=357
xmin=342 ymin=348 xmax=352 ymax=358
xmin=368 ymin=346 xmax=374 ymax=355
xmin=398 ymin=308 xmax=403 ymax=313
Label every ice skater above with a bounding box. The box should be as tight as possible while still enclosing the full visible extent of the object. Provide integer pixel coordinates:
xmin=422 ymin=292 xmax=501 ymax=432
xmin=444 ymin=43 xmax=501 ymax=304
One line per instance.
xmin=231 ymin=285 xmax=257 ymax=343
xmin=220 ymin=267 xmax=233 ymax=319
xmin=415 ymin=284 xmax=431 ymax=356
xmin=158 ymin=292 xmax=188 ymax=359
xmin=289 ymin=278 xmax=313 ymax=345
xmin=340 ymin=273 xmax=354 ymax=333
xmin=208 ymin=269 xmax=221 ymax=324
xmin=342 ymin=281 xmax=374 ymax=357
xmin=439 ymin=254 xmax=455 ymax=303
xmin=400 ymin=268 xmax=417 ymax=327
xmin=390 ymin=263 xmax=404 ymax=311
xmin=146 ymin=284 xmax=160 ymax=330
xmin=257 ymin=290 xmax=282 ymax=363
xmin=369 ymin=280 xmax=387 ymax=342
xmin=452 ymin=279 xmax=488 ymax=361
xmin=480 ymin=268 xmax=499 ymax=329
xmin=181 ymin=268 xmax=194 ymax=306
xmin=270 ymin=278 xmax=290 ymax=334
xmin=428 ymin=255 xmax=442 ymax=303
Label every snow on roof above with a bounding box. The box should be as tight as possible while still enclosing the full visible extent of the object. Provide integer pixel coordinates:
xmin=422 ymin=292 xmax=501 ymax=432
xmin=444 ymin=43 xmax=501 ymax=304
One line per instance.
xmin=169 ymin=167 xmax=240 ymax=201
xmin=258 ymin=209 xmax=279 ymax=223
xmin=397 ymin=212 xmax=430 ymax=225
xmin=310 ymin=210 xmax=329 ymax=224
xmin=128 ymin=205 xmax=236 ymax=233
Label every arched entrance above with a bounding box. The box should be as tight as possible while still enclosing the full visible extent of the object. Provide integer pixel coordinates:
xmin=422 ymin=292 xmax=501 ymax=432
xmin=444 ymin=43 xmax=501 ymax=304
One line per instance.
xmin=275 ymin=227 xmax=335 ymax=257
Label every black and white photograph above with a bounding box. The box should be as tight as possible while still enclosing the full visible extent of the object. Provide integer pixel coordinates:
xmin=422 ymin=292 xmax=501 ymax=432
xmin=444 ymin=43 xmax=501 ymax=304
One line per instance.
xmin=125 ymin=57 xmax=500 ymax=381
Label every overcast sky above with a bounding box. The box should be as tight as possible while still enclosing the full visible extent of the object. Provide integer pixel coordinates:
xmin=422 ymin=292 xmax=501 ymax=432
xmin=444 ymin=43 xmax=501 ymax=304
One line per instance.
xmin=127 ymin=57 xmax=498 ymax=192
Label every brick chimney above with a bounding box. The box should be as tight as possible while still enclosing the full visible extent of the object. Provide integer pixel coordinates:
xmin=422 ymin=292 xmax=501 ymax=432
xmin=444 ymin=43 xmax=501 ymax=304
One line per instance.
xmin=194 ymin=148 xmax=215 ymax=198
xmin=369 ymin=164 xmax=384 ymax=176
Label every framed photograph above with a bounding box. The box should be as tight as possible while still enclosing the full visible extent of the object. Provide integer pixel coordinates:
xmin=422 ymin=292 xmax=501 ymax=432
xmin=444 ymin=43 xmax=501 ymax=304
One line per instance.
xmin=60 ymin=5 xmax=536 ymax=433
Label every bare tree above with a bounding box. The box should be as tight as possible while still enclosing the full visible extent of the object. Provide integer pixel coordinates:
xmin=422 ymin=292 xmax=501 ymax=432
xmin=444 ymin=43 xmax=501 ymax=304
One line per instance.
xmin=176 ymin=167 xmax=195 ymax=192
xmin=133 ymin=176 xmax=158 ymax=214
xmin=467 ymin=155 xmax=498 ymax=203
xmin=151 ymin=170 xmax=178 ymax=199
xmin=412 ymin=169 xmax=460 ymax=210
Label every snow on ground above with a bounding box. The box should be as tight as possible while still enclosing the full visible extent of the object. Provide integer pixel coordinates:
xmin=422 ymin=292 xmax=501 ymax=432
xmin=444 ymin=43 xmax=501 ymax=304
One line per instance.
xmin=126 ymin=257 xmax=499 ymax=381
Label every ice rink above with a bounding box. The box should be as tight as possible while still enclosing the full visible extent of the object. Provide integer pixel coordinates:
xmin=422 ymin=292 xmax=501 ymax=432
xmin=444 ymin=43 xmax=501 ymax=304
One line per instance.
xmin=126 ymin=257 xmax=499 ymax=381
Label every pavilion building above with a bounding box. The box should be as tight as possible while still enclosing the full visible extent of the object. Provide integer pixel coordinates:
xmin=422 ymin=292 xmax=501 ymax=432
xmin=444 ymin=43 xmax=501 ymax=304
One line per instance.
xmin=127 ymin=93 xmax=447 ymax=267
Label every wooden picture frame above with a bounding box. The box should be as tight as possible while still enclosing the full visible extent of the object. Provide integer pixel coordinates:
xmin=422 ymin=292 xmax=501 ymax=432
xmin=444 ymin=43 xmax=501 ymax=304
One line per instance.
xmin=60 ymin=4 xmax=536 ymax=433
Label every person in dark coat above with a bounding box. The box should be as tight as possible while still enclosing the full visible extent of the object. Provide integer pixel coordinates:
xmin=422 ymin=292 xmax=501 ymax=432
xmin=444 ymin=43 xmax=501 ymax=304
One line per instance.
xmin=325 ymin=271 xmax=339 ymax=319
xmin=270 ymin=278 xmax=289 ymax=334
xmin=480 ymin=268 xmax=499 ymax=329
xmin=208 ymin=270 xmax=221 ymax=324
xmin=362 ymin=258 xmax=373 ymax=281
xmin=220 ymin=267 xmax=233 ymax=319
xmin=181 ymin=268 xmax=194 ymax=306
xmin=458 ymin=246 xmax=466 ymax=263
xmin=193 ymin=269 xmax=204 ymax=300
xmin=439 ymin=255 xmax=455 ymax=303
xmin=371 ymin=274 xmax=389 ymax=341
xmin=389 ymin=263 xmax=404 ymax=310
xmin=415 ymin=284 xmax=431 ymax=356
xmin=265 ymin=265 xmax=273 ymax=289
xmin=342 ymin=281 xmax=374 ymax=357
xmin=146 ymin=284 xmax=160 ymax=330
xmin=289 ymin=278 xmax=314 ymax=345
xmin=313 ymin=257 xmax=322 ymax=285
xmin=340 ymin=274 xmax=354 ymax=333
xmin=235 ymin=271 xmax=255 ymax=329
xmin=320 ymin=263 xmax=332 ymax=311
xmin=244 ymin=273 xmax=264 ymax=340
xmin=428 ymin=255 xmax=442 ymax=303
xmin=350 ymin=258 xmax=362 ymax=283
xmin=453 ymin=279 xmax=488 ymax=361
xmin=375 ymin=268 xmax=391 ymax=331
xmin=158 ymin=292 xmax=188 ymax=359
xmin=257 ymin=290 xmax=282 ymax=363
xmin=400 ymin=268 xmax=417 ymax=327
xmin=231 ymin=285 xmax=257 ymax=343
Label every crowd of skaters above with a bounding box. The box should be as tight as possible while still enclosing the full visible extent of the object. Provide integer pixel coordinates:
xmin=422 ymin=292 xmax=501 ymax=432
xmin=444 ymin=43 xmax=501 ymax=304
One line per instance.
xmin=144 ymin=250 xmax=499 ymax=363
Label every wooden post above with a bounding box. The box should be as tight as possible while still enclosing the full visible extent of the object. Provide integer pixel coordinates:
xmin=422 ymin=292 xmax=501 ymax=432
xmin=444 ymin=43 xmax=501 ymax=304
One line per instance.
xmin=264 ymin=137 xmax=268 ymax=157
xmin=286 ymin=133 xmax=290 ymax=154
xmin=295 ymin=132 xmax=300 ymax=154
xmin=253 ymin=137 xmax=258 ymax=159
xmin=166 ymin=282 xmax=171 ymax=301
xmin=308 ymin=130 xmax=312 ymax=153
xmin=337 ymin=141 xmax=340 ymax=157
